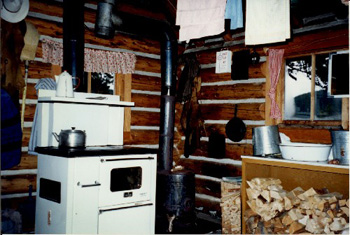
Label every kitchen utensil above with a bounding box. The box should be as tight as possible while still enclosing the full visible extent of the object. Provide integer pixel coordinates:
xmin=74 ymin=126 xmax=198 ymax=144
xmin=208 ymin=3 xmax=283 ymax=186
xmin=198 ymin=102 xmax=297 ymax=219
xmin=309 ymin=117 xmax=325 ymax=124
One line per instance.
xmin=331 ymin=130 xmax=349 ymax=165
xmin=279 ymin=142 xmax=332 ymax=162
xmin=55 ymin=71 xmax=74 ymax=98
xmin=52 ymin=127 xmax=86 ymax=148
xmin=225 ymin=105 xmax=246 ymax=142
xmin=252 ymin=125 xmax=281 ymax=157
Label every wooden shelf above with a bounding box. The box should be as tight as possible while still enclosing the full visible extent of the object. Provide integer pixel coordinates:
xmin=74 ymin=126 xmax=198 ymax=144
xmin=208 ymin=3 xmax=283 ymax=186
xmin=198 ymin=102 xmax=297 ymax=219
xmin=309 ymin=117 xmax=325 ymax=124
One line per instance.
xmin=241 ymin=156 xmax=349 ymax=234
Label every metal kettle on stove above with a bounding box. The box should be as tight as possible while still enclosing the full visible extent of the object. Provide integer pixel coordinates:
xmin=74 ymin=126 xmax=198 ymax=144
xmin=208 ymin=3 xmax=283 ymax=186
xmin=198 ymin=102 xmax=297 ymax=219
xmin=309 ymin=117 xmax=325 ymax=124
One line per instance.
xmin=52 ymin=127 xmax=86 ymax=148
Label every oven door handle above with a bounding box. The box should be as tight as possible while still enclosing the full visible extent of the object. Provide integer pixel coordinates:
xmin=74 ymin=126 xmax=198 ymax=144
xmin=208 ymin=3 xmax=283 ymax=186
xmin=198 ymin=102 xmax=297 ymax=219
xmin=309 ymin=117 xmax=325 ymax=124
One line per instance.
xmin=99 ymin=202 xmax=153 ymax=214
xmin=79 ymin=181 xmax=101 ymax=188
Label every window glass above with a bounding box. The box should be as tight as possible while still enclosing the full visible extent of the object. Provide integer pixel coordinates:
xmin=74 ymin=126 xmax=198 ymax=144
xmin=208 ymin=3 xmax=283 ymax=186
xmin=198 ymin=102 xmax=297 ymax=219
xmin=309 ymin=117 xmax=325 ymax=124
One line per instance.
xmin=328 ymin=51 xmax=349 ymax=97
xmin=284 ymin=56 xmax=312 ymax=120
xmin=110 ymin=167 xmax=142 ymax=192
xmin=315 ymin=54 xmax=342 ymax=120
xmin=84 ymin=72 xmax=115 ymax=94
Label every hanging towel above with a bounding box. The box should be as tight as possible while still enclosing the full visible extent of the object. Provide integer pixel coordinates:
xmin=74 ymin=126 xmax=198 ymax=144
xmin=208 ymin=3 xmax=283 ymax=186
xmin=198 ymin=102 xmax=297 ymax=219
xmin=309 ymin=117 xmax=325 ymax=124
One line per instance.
xmin=176 ymin=0 xmax=226 ymax=42
xmin=245 ymin=0 xmax=290 ymax=45
xmin=28 ymin=78 xmax=57 ymax=153
xmin=225 ymin=0 xmax=243 ymax=30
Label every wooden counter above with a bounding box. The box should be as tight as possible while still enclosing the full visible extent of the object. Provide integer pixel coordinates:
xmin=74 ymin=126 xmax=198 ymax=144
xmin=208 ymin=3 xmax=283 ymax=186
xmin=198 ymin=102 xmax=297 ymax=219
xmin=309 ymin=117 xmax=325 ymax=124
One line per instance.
xmin=241 ymin=156 xmax=349 ymax=234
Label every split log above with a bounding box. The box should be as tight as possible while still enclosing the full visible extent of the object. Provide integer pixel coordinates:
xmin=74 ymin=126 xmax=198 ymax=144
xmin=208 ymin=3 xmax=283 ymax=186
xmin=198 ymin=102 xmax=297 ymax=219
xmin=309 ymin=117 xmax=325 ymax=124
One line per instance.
xmin=245 ymin=177 xmax=349 ymax=234
xmin=221 ymin=180 xmax=241 ymax=234
xmin=289 ymin=221 xmax=305 ymax=234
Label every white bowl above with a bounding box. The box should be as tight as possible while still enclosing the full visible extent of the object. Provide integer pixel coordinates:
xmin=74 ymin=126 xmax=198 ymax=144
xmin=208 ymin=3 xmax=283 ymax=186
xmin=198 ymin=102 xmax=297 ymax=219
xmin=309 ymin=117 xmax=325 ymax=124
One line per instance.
xmin=279 ymin=142 xmax=332 ymax=162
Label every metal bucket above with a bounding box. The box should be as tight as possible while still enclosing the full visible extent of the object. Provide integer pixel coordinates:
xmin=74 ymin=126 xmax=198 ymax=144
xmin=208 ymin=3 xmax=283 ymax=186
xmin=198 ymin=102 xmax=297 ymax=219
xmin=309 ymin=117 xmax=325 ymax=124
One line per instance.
xmin=331 ymin=130 xmax=349 ymax=165
xmin=253 ymin=125 xmax=281 ymax=157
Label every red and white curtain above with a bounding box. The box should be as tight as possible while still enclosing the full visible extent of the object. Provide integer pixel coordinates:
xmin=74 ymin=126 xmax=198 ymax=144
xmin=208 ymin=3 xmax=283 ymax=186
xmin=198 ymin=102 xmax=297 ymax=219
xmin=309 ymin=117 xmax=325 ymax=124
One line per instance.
xmin=42 ymin=39 xmax=136 ymax=74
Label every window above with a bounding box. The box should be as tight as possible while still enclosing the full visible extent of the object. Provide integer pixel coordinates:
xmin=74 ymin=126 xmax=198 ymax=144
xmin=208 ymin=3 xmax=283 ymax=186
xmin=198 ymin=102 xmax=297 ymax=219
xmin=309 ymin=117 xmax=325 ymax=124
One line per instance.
xmin=284 ymin=52 xmax=343 ymax=121
xmin=84 ymin=72 xmax=115 ymax=94
xmin=328 ymin=50 xmax=350 ymax=97
xmin=110 ymin=167 xmax=142 ymax=192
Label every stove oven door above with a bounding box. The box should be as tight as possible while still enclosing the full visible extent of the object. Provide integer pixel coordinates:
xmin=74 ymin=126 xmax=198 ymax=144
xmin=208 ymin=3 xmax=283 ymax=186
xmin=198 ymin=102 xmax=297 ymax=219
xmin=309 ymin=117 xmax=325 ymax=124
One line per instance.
xmin=98 ymin=201 xmax=155 ymax=234
xmin=98 ymin=154 xmax=156 ymax=207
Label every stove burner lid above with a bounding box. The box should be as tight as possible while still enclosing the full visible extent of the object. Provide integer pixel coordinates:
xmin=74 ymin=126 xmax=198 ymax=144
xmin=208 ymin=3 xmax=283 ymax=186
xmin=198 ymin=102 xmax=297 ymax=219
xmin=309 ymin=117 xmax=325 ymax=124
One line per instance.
xmin=35 ymin=146 xmax=158 ymax=158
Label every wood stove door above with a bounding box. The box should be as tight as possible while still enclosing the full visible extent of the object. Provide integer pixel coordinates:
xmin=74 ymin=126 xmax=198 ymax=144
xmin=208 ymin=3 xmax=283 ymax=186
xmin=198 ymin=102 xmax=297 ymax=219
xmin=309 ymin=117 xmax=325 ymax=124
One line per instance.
xmin=98 ymin=154 xmax=156 ymax=207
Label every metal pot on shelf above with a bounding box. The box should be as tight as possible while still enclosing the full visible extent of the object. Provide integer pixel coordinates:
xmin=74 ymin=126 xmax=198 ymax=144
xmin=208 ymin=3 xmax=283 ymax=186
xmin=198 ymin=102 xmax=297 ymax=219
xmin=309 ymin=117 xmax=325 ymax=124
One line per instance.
xmin=330 ymin=130 xmax=349 ymax=165
xmin=52 ymin=127 xmax=86 ymax=148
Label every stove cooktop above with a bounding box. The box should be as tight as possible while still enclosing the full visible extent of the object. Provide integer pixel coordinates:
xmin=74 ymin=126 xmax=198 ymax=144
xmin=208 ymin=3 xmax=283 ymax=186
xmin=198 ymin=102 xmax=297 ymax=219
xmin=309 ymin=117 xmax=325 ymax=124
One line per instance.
xmin=35 ymin=146 xmax=158 ymax=158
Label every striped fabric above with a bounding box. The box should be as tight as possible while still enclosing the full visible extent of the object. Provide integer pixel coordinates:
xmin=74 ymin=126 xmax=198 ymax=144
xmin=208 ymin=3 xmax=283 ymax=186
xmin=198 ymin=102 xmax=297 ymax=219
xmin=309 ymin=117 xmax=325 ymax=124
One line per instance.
xmin=34 ymin=78 xmax=56 ymax=93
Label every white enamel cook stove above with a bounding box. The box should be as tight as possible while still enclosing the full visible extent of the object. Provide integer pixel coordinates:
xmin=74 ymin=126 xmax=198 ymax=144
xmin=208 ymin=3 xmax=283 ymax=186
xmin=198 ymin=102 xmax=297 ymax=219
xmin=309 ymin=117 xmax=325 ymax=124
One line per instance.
xmin=35 ymin=146 xmax=157 ymax=234
xmin=34 ymin=91 xmax=157 ymax=234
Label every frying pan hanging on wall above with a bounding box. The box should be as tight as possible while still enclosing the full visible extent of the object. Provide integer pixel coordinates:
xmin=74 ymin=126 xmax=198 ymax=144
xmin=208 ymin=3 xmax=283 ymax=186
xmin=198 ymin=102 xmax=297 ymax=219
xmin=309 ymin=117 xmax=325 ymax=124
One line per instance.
xmin=225 ymin=104 xmax=246 ymax=142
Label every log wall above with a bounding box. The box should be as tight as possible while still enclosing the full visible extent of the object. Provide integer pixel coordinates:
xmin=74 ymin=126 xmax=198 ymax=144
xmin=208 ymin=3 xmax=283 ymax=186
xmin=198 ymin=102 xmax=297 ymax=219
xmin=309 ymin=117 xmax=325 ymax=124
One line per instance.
xmin=177 ymin=26 xmax=349 ymax=215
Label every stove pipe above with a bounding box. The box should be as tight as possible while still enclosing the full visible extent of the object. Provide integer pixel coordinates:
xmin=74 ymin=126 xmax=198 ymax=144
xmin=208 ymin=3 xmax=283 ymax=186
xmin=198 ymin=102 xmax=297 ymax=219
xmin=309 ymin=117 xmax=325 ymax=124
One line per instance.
xmin=158 ymin=26 xmax=177 ymax=171
xmin=94 ymin=2 xmax=177 ymax=171
xmin=63 ymin=0 xmax=85 ymax=91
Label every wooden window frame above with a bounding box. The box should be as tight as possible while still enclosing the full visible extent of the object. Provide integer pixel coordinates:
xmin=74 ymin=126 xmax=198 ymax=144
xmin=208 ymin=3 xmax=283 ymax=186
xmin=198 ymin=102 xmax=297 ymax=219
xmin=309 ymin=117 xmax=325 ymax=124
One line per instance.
xmin=265 ymin=51 xmax=349 ymax=130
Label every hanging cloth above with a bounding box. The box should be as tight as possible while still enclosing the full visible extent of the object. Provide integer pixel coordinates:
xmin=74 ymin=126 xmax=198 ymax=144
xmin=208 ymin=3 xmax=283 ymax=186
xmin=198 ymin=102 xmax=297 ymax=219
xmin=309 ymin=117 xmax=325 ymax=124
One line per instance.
xmin=224 ymin=0 xmax=243 ymax=30
xmin=176 ymin=54 xmax=200 ymax=103
xmin=245 ymin=0 xmax=290 ymax=45
xmin=176 ymin=0 xmax=226 ymax=42
xmin=268 ymin=49 xmax=284 ymax=119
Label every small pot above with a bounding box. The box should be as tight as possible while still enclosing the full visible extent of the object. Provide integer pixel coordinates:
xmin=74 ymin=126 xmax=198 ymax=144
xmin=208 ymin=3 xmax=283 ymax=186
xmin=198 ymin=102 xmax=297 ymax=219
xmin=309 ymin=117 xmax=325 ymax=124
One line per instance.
xmin=52 ymin=127 xmax=86 ymax=148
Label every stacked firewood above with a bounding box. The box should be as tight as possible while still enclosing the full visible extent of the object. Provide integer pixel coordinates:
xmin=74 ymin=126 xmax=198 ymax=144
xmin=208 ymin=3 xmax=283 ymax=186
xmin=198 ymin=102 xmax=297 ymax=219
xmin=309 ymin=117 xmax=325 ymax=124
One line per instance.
xmin=221 ymin=180 xmax=241 ymax=234
xmin=245 ymin=178 xmax=349 ymax=234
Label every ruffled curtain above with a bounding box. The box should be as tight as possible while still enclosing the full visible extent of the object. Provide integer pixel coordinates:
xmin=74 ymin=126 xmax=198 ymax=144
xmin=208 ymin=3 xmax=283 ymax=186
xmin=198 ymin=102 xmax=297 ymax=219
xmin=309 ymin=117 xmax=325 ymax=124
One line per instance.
xmin=42 ymin=39 xmax=64 ymax=66
xmin=84 ymin=48 xmax=136 ymax=74
xmin=42 ymin=39 xmax=136 ymax=74
xmin=268 ymin=49 xmax=284 ymax=119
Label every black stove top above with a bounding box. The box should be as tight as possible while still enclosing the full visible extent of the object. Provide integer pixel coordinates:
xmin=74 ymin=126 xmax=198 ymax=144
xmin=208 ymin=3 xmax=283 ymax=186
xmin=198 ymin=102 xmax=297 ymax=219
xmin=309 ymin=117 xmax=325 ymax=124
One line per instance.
xmin=35 ymin=146 xmax=158 ymax=158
